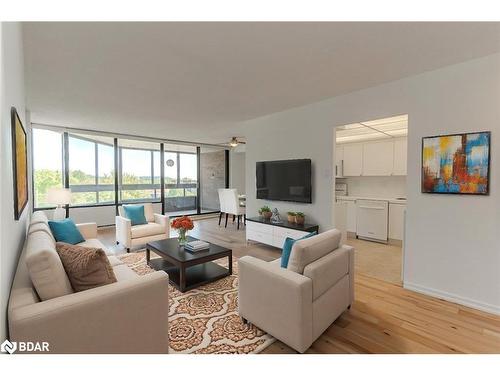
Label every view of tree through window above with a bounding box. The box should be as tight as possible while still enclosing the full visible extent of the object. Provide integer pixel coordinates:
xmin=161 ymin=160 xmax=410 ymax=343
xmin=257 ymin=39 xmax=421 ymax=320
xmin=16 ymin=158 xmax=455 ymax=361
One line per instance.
xmin=69 ymin=135 xmax=96 ymax=205
xmin=32 ymin=127 xmax=225 ymax=214
xmin=67 ymin=134 xmax=115 ymax=206
xmin=97 ymin=143 xmax=115 ymax=203
xmin=164 ymin=145 xmax=198 ymax=212
xmin=33 ymin=128 xmax=63 ymax=207
xmin=119 ymin=140 xmax=161 ymax=202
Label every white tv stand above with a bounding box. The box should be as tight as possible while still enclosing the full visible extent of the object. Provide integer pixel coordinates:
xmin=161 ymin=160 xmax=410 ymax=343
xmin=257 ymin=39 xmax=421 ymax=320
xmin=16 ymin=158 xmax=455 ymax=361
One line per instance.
xmin=246 ymin=216 xmax=319 ymax=249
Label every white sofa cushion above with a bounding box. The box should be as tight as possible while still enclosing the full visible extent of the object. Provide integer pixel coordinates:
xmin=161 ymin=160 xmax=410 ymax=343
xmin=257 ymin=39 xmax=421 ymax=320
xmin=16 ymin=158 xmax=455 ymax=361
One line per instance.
xmin=287 ymin=229 xmax=341 ymax=274
xmin=112 ymin=264 xmax=140 ymax=281
xmin=25 ymin=231 xmax=74 ymax=301
xmin=130 ymin=223 xmax=165 ymax=239
xmin=30 ymin=210 xmax=50 ymax=225
xmin=28 ymin=222 xmax=56 ymax=245
xmin=79 ymin=238 xmax=112 ymax=255
xmin=119 ymin=203 xmax=154 ymax=223
xmin=107 ymin=256 xmax=124 ymax=267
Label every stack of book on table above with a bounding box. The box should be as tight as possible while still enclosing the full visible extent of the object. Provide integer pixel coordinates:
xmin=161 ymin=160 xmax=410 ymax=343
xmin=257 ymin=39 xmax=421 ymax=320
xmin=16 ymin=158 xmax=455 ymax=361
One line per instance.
xmin=185 ymin=240 xmax=210 ymax=252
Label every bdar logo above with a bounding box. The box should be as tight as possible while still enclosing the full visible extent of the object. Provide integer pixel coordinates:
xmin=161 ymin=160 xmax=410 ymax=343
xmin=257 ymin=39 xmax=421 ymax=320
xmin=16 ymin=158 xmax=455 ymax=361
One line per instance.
xmin=1 ymin=339 xmax=17 ymax=354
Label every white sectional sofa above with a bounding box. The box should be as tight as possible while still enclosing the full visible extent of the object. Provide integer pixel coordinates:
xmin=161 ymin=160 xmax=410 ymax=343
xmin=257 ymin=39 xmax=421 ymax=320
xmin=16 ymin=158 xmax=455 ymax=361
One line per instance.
xmin=8 ymin=211 xmax=170 ymax=354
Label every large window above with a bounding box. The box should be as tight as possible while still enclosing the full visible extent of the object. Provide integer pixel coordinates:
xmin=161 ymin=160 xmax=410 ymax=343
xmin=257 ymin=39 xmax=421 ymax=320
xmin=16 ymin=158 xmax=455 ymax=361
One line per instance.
xmin=32 ymin=126 xmax=227 ymax=215
xmin=164 ymin=145 xmax=198 ymax=214
xmin=97 ymin=142 xmax=115 ymax=203
xmin=119 ymin=140 xmax=161 ymax=202
xmin=33 ymin=128 xmax=63 ymax=208
xmin=68 ymin=134 xmax=115 ymax=206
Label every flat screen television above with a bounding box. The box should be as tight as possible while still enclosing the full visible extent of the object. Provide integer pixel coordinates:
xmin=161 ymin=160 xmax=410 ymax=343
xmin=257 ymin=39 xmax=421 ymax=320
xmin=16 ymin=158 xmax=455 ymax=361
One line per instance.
xmin=256 ymin=159 xmax=312 ymax=203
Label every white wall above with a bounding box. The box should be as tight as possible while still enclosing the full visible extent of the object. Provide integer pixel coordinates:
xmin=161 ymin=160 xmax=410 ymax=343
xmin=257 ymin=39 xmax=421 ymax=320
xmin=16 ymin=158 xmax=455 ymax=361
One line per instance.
xmin=339 ymin=176 xmax=406 ymax=198
xmin=229 ymin=150 xmax=245 ymax=194
xmin=244 ymin=53 xmax=500 ymax=314
xmin=0 ymin=22 xmax=28 ymax=341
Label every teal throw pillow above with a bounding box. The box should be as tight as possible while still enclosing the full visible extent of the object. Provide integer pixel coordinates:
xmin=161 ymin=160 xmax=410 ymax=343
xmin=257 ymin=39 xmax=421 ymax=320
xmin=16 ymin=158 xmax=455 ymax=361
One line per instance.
xmin=123 ymin=205 xmax=148 ymax=226
xmin=48 ymin=218 xmax=85 ymax=245
xmin=281 ymin=231 xmax=317 ymax=268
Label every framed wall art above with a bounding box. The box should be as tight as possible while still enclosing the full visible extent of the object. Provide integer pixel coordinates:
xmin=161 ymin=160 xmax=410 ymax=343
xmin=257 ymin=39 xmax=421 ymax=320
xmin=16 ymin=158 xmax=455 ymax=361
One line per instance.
xmin=11 ymin=107 xmax=28 ymax=219
xmin=422 ymin=131 xmax=490 ymax=195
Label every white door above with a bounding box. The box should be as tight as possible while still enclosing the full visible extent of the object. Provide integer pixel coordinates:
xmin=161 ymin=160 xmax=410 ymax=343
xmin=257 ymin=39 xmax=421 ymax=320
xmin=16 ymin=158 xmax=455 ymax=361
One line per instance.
xmin=362 ymin=140 xmax=394 ymax=176
xmin=393 ymin=138 xmax=407 ymax=176
xmin=356 ymin=199 xmax=388 ymax=242
xmin=342 ymin=143 xmax=363 ymax=176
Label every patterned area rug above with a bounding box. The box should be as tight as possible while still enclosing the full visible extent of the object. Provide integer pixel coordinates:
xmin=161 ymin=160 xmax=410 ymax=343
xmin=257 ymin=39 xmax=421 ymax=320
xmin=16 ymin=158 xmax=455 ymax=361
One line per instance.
xmin=117 ymin=252 xmax=276 ymax=354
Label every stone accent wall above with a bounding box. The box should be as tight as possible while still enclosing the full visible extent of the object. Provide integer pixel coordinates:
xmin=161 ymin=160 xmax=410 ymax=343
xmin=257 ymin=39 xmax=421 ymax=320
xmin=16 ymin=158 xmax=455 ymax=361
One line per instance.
xmin=200 ymin=150 xmax=225 ymax=211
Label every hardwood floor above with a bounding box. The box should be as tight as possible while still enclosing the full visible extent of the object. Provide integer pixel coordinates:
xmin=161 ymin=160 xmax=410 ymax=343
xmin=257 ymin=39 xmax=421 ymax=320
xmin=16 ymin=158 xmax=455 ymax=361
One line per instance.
xmin=97 ymin=217 xmax=500 ymax=354
xmin=348 ymin=237 xmax=402 ymax=285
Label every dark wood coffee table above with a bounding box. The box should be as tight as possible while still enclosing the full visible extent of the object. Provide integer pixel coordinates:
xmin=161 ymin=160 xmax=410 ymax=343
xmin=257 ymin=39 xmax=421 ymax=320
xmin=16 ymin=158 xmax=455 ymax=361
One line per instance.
xmin=146 ymin=236 xmax=232 ymax=292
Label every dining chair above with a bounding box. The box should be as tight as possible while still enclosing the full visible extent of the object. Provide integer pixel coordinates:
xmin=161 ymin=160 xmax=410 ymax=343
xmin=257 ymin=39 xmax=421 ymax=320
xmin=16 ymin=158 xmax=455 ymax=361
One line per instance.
xmin=218 ymin=189 xmax=246 ymax=229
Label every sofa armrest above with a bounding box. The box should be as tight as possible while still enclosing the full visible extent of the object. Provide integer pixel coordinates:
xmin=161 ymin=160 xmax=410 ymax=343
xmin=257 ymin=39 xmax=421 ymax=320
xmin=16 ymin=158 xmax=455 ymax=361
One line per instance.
xmin=115 ymin=215 xmax=132 ymax=248
xmin=154 ymin=213 xmax=169 ymax=234
xmin=9 ymin=271 xmax=169 ymax=353
xmin=76 ymin=222 xmax=98 ymax=240
xmin=238 ymin=256 xmax=313 ymax=353
xmin=303 ymin=245 xmax=352 ymax=301
xmin=341 ymin=244 xmax=355 ymax=305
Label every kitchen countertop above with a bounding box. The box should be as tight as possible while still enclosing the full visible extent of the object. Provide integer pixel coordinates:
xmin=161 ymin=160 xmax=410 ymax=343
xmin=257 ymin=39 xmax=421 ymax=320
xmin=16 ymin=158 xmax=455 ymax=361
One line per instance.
xmin=336 ymin=195 xmax=407 ymax=205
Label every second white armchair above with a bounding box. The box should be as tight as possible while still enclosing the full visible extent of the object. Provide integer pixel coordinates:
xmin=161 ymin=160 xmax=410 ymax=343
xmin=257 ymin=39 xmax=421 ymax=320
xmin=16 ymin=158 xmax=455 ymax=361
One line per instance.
xmin=116 ymin=203 xmax=169 ymax=252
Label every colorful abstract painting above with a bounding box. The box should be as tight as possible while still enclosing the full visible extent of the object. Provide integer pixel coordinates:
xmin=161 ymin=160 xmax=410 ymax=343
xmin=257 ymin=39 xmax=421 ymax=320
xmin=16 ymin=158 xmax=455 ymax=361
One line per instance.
xmin=11 ymin=108 xmax=28 ymax=219
xmin=422 ymin=132 xmax=490 ymax=195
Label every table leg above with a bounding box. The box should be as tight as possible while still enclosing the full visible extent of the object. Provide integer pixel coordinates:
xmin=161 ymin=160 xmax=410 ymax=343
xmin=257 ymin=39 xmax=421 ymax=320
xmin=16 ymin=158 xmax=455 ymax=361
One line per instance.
xmin=228 ymin=253 xmax=233 ymax=275
xmin=180 ymin=265 xmax=186 ymax=292
xmin=146 ymin=248 xmax=150 ymax=265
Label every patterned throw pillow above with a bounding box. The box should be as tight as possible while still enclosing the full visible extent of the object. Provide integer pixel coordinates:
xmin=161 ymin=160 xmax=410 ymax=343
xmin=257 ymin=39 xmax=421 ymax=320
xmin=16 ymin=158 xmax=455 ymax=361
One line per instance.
xmin=56 ymin=242 xmax=117 ymax=292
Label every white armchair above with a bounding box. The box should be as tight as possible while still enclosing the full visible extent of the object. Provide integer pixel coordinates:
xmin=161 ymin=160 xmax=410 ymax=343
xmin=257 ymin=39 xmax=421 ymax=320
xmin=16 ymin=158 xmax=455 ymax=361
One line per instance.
xmin=116 ymin=203 xmax=169 ymax=252
xmin=238 ymin=229 xmax=354 ymax=353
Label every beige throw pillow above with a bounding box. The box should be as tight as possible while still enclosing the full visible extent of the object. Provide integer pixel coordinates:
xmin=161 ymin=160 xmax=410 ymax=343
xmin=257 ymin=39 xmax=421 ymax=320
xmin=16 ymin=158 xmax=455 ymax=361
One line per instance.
xmin=56 ymin=242 xmax=117 ymax=292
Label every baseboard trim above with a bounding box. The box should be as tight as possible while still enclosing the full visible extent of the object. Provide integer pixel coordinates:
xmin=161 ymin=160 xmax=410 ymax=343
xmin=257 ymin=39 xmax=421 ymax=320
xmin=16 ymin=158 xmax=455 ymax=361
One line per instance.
xmin=388 ymin=238 xmax=403 ymax=247
xmin=404 ymin=282 xmax=500 ymax=315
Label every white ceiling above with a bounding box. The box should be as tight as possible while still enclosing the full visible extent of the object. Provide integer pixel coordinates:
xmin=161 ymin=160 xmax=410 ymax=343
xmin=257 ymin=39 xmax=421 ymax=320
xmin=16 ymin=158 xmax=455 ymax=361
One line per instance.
xmin=336 ymin=115 xmax=408 ymax=143
xmin=23 ymin=22 xmax=500 ymax=144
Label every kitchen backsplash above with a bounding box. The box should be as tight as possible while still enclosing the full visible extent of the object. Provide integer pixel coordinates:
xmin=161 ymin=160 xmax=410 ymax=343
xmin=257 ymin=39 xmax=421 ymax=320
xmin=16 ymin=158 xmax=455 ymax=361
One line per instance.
xmin=337 ymin=176 xmax=406 ymax=198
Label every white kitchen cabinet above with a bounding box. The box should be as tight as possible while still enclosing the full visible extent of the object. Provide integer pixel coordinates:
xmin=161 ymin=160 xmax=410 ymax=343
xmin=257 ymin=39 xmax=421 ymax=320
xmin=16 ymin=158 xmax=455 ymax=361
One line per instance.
xmin=338 ymin=137 xmax=407 ymax=177
xmin=335 ymin=144 xmax=344 ymax=177
xmin=342 ymin=143 xmax=363 ymax=176
xmin=393 ymin=138 xmax=407 ymax=176
xmin=389 ymin=203 xmax=406 ymax=240
xmin=346 ymin=200 xmax=357 ymax=233
xmin=362 ymin=140 xmax=394 ymax=176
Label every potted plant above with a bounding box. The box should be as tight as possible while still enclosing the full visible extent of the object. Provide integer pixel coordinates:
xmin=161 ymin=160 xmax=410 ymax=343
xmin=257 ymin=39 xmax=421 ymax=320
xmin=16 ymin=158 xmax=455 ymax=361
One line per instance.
xmin=295 ymin=212 xmax=305 ymax=225
xmin=171 ymin=216 xmax=194 ymax=245
xmin=287 ymin=211 xmax=296 ymax=223
xmin=259 ymin=206 xmax=272 ymax=220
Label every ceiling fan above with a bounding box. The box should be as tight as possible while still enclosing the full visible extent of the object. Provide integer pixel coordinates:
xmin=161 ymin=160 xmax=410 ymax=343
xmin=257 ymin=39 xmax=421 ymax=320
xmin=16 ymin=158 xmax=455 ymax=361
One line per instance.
xmin=220 ymin=136 xmax=246 ymax=148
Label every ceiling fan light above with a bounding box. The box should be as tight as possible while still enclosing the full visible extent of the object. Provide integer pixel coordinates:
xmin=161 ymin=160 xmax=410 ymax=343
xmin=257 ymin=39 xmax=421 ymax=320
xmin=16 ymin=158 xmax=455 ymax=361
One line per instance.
xmin=229 ymin=137 xmax=239 ymax=147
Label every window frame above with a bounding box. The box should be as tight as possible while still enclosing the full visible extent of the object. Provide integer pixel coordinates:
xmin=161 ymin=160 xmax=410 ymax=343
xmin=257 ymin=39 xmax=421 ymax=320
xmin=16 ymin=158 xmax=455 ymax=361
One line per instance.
xmin=67 ymin=133 xmax=116 ymax=207
xmin=31 ymin=126 xmax=229 ymax=217
xmin=31 ymin=128 xmax=64 ymax=209
xmin=118 ymin=144 xmax=162 ymax=204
